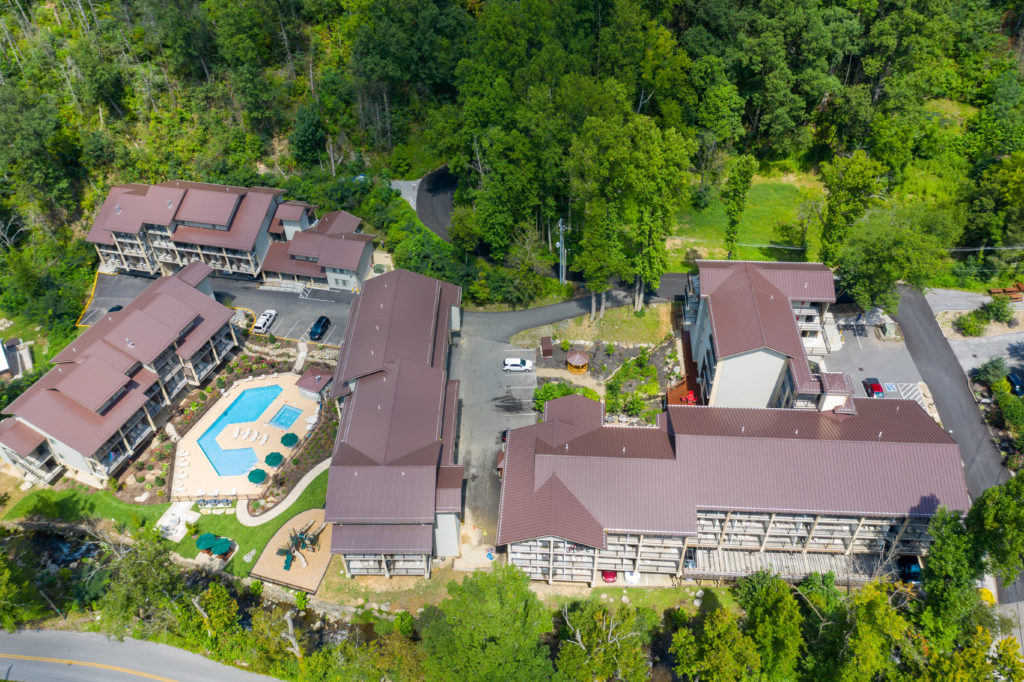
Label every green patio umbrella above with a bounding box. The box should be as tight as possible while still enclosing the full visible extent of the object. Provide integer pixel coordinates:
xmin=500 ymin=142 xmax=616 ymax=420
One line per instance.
xmin=247 ymin=468 xmax=267 ymax=484
xmin=196 ymin=533 xmax=217 ymax=551
xmin=265 ymin=452 xmax=284 ymax=467
xmin=281 ymin=432 xmax=299 ymax=447
xmin=210 ymin=538 xmax=232 ymax=556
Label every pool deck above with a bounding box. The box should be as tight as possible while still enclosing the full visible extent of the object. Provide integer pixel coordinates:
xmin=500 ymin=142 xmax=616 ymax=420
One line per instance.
xmin=249 ymin=509 xmax=333 ymax=593
xmin=171 ymin=373 xmax=320 ymax=501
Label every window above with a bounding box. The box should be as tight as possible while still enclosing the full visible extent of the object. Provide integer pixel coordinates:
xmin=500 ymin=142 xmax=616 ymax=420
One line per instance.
xmin=801 ymin=330 xmax=818 ymax=338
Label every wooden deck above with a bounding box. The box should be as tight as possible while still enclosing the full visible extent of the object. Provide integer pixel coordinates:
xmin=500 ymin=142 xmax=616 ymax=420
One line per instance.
xmin=686 ymin=549 xmax=897 ymax=584
xmin=249 ymin=509 xmax=333 ymax=593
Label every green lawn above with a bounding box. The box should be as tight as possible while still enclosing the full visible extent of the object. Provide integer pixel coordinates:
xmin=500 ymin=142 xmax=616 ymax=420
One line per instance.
xmin=4 ymin=486 xmax=171 ymax=526
xmin=671 ymin=176 xmax=822 ymax=267
xmin=172 ymin=470 xmax=328 ymax=578
xmin=539 ymin=584 xmax=738 ymax=618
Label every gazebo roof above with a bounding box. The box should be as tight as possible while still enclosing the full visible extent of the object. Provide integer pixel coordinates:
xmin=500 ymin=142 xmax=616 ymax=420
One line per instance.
xmin=566 ymin=350 xmax=590 ymax=366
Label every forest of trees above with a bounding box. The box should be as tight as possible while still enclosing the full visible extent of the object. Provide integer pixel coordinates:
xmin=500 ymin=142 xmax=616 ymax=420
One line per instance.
xmin=0 ymin=0 xmax=1023 ymax=320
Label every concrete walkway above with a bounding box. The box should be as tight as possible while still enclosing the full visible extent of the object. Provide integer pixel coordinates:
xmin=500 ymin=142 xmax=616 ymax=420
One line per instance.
xmin=390 ymin=178 xmax=420 ymax=211
xmin=536 ymin=367 xmax=606 ymax=396
xmin=234 ymin=458 xmax=330 ymax=527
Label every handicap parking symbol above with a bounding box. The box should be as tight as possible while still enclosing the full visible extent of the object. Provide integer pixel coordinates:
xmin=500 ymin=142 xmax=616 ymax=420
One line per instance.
xmin=884 ymin=383 xmax=897 ymax=393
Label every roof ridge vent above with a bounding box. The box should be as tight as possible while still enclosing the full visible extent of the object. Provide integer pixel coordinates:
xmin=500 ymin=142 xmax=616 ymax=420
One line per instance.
xmin=741 ymin=426 xmax=745 ymax=432
xmin=878 ymin=431 xmax=882 ymax=439
xmin=794 ymin=429 xmax=798 ymax=435
xmin=622 ymin=446 xmax=626 ymax=454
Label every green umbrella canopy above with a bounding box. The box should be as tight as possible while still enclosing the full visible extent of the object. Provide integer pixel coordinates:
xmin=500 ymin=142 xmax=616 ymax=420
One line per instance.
xmin=196 ymin=533 xmax=217 ymax=550
xmin=211 ymin=538 xmax=232 ymax=556
xmin=281 ymin=432 xmax=299 ymax=447
xmin=248 ymin=468 xmax=267 ymax=484
xmin=265 ymin=452 xmax=284 ymax=467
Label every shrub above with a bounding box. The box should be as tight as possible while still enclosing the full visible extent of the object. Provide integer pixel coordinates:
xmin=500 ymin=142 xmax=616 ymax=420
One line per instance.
xmin=532 ymin=382 xmax=600 ymax=411
xmin=561 ymin=339 xmax=571 ymax=352
xmin=639 ymin=380 xmax=660 ymax=397
xmin=624 ymin=393 xmax=645 ymax=416
xmin=295 ymin=592 xmax=309 ymax=609
xmin=637 ymin=347 xmax=650 ymax=366
xmin=997 ymin=390 xmax=1024 ymax=433
xmin=216 ymin=376 xmax=226 ymax=389
xmin=135 ymin=474 xmax=145 ymax=483
xmin=146 ymin=463 xmax=154 ymax=471
xmin=976 ymin=357 xmax=1009 ymax=387
xmin=268 ymin=333 xmax=276 ymax=343
xmin=197 ymin=392 xmax=208 ymax=403
xmin=605 ymin=343 xmax=615 ymax=355
xmin=249 ymin=580 xmax=263 ymax=599
xmin=394 ymin=610 xmax=414 ymax=637
xmin=154 ymin=476 xmax=165 ymax=487
xmin=954 ymin=311 xmax=987 ymax=336
xmin=983 ymin=295 xmax=1015 ymax=324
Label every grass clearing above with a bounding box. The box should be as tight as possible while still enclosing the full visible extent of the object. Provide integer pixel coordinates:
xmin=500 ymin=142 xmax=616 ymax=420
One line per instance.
xmin=924 ymin=98 xmax=978 ymax=127
xmin=672 ymin=175 xmax=822 ymax=265
xmin=172 ymin=470 xmax=328 ymax=578
xmin=317 ymin=563 xmax=467 ymax=612
xmin=4 ymin=485 xmax=170 ymax=527
xmin=538 ymin=584 xmax=738 ymax=619
xmin=510 ymin=302 xmax=672 ymax=347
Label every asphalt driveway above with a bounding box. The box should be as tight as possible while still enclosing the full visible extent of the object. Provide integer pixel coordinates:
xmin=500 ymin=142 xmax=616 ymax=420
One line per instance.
xmin=416 ymin=166 xmax=457 ymax=241
xmin=80 ymin=274 xmax=353 ymax=348
xmin=450 ymin=334 xmax=537 ymax=537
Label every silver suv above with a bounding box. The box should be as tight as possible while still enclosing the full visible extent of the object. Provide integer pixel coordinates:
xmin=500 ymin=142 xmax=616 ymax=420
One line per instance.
xmin=253 ymin=310 xmax=277 ymax=334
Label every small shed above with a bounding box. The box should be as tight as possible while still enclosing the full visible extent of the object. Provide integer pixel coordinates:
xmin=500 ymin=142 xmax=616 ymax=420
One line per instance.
xmin=566 ymin=350 xmax=590 ymax=375
xmin=540 ymin=336 xmax=553 ymax=358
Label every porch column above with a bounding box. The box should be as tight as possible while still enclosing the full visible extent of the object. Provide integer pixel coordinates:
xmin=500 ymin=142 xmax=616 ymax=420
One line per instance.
xmin=342 ymin=556 xmax=352 ymax=578
xmin=209 ymin=338 xmax=220 ymax=364
xmin=548 ymin=539 xmax=554 ymax=585
xmin=717 ymin=512 xmax=732 ymax=549
xmin=382 ymin=554 xmax=390 ymax=579
xmin=635 ymin=534 xmax=644 ymax=572
xmin=846 ymin=517 xmax=866 ymax=556
xmin=228 ymin=323 xmax=239 ymax=348
xmin=803 ymin=515 xmax=821 ymax=554
xmin=591 ymin=546 xmax=599 ymax=587
xmin=759 ymin=513 xmax=776 ymax=552
xmin=425 ymin=554 xmax=431 ymax=579
xmin=892 ymin=518 xmax=911 ymax=549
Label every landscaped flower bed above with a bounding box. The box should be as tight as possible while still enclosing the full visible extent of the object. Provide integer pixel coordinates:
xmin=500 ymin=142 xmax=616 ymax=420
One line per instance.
xmin=247 ymin=408 xmax=339 ymax=516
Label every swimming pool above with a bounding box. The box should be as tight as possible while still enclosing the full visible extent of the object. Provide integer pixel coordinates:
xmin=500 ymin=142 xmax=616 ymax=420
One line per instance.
xmin=269 ymin=405 xmax=302 ymax=430
xmin=198 ymin=385 xmax=283 ymax=476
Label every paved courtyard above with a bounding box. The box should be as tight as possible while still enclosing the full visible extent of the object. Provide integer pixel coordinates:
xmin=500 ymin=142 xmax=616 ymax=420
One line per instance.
xmin=820 ymin=323 xmax=925 ymax=399
xmin=171 ymin=373 xmax=321 ymax=501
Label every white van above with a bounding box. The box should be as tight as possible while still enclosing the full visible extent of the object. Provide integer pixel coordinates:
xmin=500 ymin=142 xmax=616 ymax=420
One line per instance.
xmin=253 ymin=310 xmax=277 ymax=334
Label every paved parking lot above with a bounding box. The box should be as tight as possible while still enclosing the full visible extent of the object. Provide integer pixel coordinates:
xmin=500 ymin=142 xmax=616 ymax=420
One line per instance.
xmin=821 ymin=323 xmax=924 ymax=391
xmin=80 ymin=274 xmax=354 ymax=348
xmin=450 ymin=334 xmax=537 ymax=537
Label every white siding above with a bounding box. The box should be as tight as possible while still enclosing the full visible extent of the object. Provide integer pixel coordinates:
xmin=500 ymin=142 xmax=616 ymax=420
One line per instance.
xmin=711 ymin=349 xmax=788 ymax=408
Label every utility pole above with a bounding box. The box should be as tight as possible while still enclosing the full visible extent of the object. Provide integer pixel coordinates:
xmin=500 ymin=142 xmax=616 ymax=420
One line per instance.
xmin=556 ymin=219 xmax=568 ymax=285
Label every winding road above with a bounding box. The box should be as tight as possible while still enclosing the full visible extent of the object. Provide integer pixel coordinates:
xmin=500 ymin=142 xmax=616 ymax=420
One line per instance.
xmin=414 ymin=167 xmax=457 ymax=241
xmin=0 ymin=631 xmax=280 ymax=681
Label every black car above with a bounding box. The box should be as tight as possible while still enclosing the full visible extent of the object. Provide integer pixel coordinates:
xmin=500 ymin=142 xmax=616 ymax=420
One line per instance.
xmin=107 ymin=305 xmax=123 ymax=313
xmin=308 ymin=316 xmax=331 ymax=341
xmin=1010 ymin=373 xmax=1024 ymax=397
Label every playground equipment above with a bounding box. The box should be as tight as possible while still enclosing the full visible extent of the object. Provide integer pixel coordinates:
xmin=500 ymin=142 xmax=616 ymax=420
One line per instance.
xmin=276 ymin=519 xmax=328 ymax=571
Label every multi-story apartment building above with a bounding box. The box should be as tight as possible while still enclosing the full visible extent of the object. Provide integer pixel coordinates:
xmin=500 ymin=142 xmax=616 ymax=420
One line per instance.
xmin=684 ymin=260 xmax=847 ymax=409
xmin=497 ymin=394 xmax=970 ymax=585
xmin=325 ymin=269 xmax=464 ymax=577
xmin=0 ymin=263 xmax=237 ymax=487
xmin=87 ymin=181 xmax=377 ymax=293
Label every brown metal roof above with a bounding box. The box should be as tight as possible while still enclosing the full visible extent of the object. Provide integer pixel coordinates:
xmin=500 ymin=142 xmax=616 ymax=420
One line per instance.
xmin=325 ymin=270 xmax=462 ymax=535
xmin=821 ymin=371 xmax=854 ymax=395
xmin=316 ymin=235 xmax=373 ymax=271
xmin=295 ymin=366 xmax=332 ymax=394
xmin=5 ymin=274 xmax=232 ymax=458
xmin=52 ymin=358 xmax=131 ymax=412
xmin=270 ymin=201 xmax=314 ymax=234
xmin=173 ymin=187 xmax=242 ymax=225
xmin=175 ymin=261 xmax=213 ymax=287
xmin=261 ymin=242 xmax=324 ymax=279
xmin=332 ymin=269 xmax=461 ymax=386
xmin=496 ymin=395 xmax=971 ymax=548
xmin=436 ymin=465 xmax=464 ymax=513
xmin=169 ymin=185 xmax=283 ymax=251
xmin=697 ymin=260 xmax=835 ymax=301
xmin=0 ymin=418 xmax=46 ymax=457
xmin=566 ymin=350 xmax=590 ymax=365
xmin=311 ymin=210 xmax=362 ymax=236
xmin=331 ymin=523 xmax=433 ymax=554
xmin=87 ymin=184 xmax=186 ymax=245
xmin=325 ymin=466 xmax=437 ymax=523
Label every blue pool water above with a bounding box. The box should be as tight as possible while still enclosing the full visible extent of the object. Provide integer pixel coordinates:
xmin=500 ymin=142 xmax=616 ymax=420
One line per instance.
xmin=198 ymin=385 xmax=283 ymax=476
xmin=269 ymin=405 xmax=302 ymax=430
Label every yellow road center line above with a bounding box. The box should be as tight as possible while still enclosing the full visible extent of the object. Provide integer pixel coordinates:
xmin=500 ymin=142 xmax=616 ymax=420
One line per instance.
xmin=0 ymin=652 xmax=178 ymax=681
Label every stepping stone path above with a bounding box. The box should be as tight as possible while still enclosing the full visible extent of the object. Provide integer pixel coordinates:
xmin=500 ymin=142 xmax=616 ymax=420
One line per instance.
xmin=134 ymin=491 xmax=149 ymax=503
xmin=243 ymin=549 xmax=256 ymax=562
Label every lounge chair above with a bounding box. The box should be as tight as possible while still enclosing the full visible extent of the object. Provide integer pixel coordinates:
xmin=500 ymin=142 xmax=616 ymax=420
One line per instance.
xmin=196 ymin=488 xmax=205 ymax=496
xmin=228 ymin=488 xmax=237 ymax=496
xmin=179 ymin=461 xmax=189 ymax=468
xmin=250 ymin=431 xmax=259 ymax=442
xmin=259 ymin=433 xmax=268 ymax=445
xmin=174 ymin=484 xmax=185 ymax=492
xmin=175 ymin=472 xmax=187 ymax=480
xmin=240 ymin=428 xmax=250 ymax=439
xmin=233 ymin=426 xmax=240 ymax=438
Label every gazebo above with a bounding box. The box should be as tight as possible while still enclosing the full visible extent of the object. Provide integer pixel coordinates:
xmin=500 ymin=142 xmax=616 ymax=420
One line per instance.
xmin=566 ymin=350 xmax=590 ymax=375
